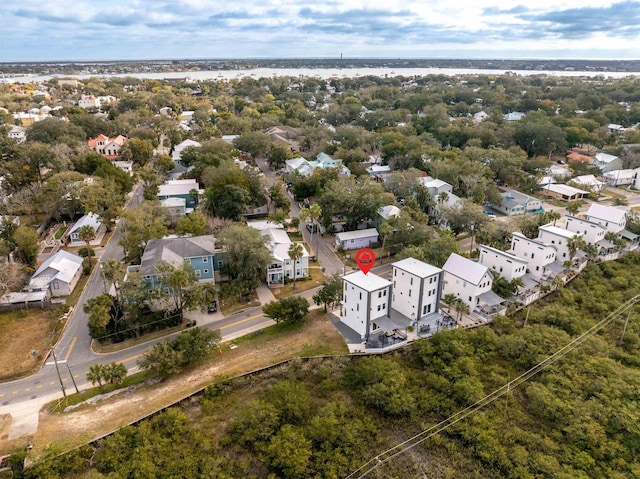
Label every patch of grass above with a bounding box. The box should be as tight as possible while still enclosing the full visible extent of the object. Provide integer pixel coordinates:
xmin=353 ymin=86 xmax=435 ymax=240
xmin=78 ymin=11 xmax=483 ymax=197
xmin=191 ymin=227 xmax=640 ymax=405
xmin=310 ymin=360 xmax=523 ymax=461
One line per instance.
xmin=49 ymin=369 xmax=156 ymax=413
xmin=220 ymin=291 xmax=260 ymax=316
xmin=601 ymin=189 xmax=626 ymax=199
xmin=93 ymin=323 xmax=186 ymax=353
xmin=65 ymin=270 xmax=92 ymax=308
xmin=275 ymin=267 xmax=325 ymax=299
xmin=54 ymin=226 xmax=68 ymax=240
xmin=0 ymin=307 xmax=63 ymax=380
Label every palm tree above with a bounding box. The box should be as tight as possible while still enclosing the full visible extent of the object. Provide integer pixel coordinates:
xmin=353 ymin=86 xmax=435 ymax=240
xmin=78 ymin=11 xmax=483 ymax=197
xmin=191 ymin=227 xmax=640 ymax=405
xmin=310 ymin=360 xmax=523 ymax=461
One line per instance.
xmin=510 ymin=277 xmax=525 ymax=294
xmin=582 ymin=243 xmax=599 ymax=262
xmin=547 ymin=210 xmax=561 ymax=226
xmin=86 ymin=364 xmax=107 ymax=392
xmin=442 ymin=294 xmax=457 ymax=314
xmin=288 ymin=242 xmax=304 ymax=290
xmin=437 ymin=191 xmax=449 ymax=208
xmin=100 ymin=259 xmax=122 ymax=295
xmin=378 ymin=221 xmax=393 ymax=264
xmin=309 ymin=203 xmax=322 ymax=255
xmin=566 ymin=234 xmax=585 ymax=262
xmin=77 ymin=224 xmax=97 ymax=268
xmin=104 ymin=362 xmax=128 ymax=385
xmin=566 ymin=201 xmax=581 ymax=216
xmin=454 ymin=300 xmax=470 ymax=322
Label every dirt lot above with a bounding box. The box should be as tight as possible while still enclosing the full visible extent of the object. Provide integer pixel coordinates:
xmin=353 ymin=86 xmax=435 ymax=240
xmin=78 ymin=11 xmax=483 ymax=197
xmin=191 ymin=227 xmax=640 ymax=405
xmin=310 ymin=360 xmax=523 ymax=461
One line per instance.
xmin=28 ymin=311 xmax=348 ymax=458
xmin=0 ymin=308 xmax=62 ymax=381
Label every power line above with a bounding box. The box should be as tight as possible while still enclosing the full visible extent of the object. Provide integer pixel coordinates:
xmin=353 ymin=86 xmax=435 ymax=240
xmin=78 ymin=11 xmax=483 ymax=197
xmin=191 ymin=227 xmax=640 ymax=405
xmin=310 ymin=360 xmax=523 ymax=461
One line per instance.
xmin=346 ymin=293 xmax=639 ymax=479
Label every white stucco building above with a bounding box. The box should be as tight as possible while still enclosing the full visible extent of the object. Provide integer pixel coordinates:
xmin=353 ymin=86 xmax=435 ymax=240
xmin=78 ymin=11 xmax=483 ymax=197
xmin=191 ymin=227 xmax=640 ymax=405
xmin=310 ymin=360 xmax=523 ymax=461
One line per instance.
xmin=442 ymin=253 xmax=498 ymax=310
xmin=478 ymin=244 xmax=527 ymax=282
xmin=537 ymin=224 xmax=581 ymax=263
xmin=564 ymin=216 xmax=607 ymax=246
xmin=390 ymin=258 xmax=442 ymax=322
xmin=584 ymin=204 xmax=627 ymax=234
xmin=340 ymin=271 xmax=391 ymax=340
xmin=508 ymin=232 xmax=560 ymax=281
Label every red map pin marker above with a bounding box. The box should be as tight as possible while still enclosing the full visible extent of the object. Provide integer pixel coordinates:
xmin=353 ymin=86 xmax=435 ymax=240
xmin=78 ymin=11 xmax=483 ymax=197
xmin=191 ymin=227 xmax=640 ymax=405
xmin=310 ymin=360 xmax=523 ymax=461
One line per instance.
xmin=355 ymin=248 xmax=376 ymax=275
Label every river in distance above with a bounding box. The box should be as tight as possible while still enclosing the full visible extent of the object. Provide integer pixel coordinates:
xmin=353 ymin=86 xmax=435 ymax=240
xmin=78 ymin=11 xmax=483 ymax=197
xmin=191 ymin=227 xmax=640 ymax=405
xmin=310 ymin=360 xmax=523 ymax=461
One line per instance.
xmin=3 ymin=67 xmax=640 ymax=84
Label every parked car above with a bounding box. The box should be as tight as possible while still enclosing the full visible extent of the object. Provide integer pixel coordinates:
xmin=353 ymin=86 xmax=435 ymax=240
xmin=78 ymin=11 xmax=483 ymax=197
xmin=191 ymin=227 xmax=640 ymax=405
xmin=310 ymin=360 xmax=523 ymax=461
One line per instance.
xmin=207 ymin=301 xmax=218 ymax=314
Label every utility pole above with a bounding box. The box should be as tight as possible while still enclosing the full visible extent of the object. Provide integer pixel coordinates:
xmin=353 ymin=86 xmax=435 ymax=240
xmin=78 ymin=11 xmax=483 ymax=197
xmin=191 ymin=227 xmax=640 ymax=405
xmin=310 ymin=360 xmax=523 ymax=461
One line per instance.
xmin=51 ymin=350 xmax=67 ymax=399
xmin=66 ymin=363 xmax=80 ymax=394
xmin=619 ymin=302 xmax=635 ymax=345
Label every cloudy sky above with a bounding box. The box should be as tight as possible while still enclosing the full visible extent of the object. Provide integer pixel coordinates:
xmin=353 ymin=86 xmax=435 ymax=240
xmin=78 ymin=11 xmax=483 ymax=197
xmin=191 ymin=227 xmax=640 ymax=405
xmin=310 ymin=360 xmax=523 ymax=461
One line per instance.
xmin=2 ymin=0 xmax=640 ymax=62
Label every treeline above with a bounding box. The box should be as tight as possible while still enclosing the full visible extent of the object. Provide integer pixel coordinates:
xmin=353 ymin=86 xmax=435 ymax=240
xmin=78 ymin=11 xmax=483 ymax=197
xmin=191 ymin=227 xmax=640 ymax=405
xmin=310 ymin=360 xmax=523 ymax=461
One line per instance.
xmin=13 ymin=252 xmax=640 ymax=478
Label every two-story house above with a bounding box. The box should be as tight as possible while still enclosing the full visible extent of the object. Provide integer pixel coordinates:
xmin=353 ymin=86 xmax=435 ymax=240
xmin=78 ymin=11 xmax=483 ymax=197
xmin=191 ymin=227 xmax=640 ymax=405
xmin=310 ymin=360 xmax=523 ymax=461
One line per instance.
xmin=564 ymin=215 xmax=607 ymax=246
xmin=157 ymin=179 xmax=201 ymax=212
xmin=260 ymin=227 xmax=309 ymax=286
xmin=138 ymin=235 xmax=221 ymax=289
xmin=87 ymin=134 xmax=128 ymax=159
xmin=340 ymin=271 xmax=392 ymax=341
xmin=508 ymin=232 xmax=560 ymax=281
xmin=442 ymin=253 xmax=503 ymax=311
xmin=584 ymin=203 xmax=627 ymax=234
xmin=537 ymin=224 xmax=581 ymax=264
xmin=478 ymin=244 xmax=527 ymax=282
xmin=390 ymin=258 xmax=443 ymax=323
xmin=591 ymin=152 xmax=623 ymax=173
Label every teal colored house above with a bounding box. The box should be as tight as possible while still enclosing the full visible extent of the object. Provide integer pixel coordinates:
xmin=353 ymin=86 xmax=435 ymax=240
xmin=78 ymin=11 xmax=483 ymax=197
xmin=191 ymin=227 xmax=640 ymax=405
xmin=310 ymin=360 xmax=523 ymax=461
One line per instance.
xmin=138 ymin=235 xmax=223 ymax=289
xmin=157 ymin=179 xmax=201 ymax=211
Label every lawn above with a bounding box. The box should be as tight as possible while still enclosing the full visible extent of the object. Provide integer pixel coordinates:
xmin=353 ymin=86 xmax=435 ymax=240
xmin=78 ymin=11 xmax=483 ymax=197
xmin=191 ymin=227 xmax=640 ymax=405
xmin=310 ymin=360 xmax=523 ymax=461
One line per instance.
xmin=275 ymin=266 xmax=325 ymax=299
xmin=54 ymin=226 xmax=67 ymax=240
xmin=92 ymin=323 xmax=187 ymax=354
xmin=0 ymin=307 xmax=63 ymax=380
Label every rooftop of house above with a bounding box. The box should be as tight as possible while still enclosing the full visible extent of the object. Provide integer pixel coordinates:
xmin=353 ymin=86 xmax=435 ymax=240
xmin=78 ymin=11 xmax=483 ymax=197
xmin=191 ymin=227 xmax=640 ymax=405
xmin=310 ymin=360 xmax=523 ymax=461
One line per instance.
xmin=510 ymin=231 xmax=558 ymax=251
xmin=585 ymin=203 xmax=627 ymax=224
xmin=343 ymin=270 xmax=391 ymax=292
xmin=543 ymin=183 xmax=589 ymax=196
xmin=32 ymin=250 xmax=83 ymax=284
xmin=336 ymin=228 xmax=379 ymax=241
xmin=69 ymin=212 xmax=101 ymax=234
xmin=140 ymin=235 xmax=217 ymax=276
xmin=500 ymin=189 xmax=539 ymax=205
xmin=392 ymin=257 xmax=442 ymax=278
xmin=594 ymin=152 xmax=619 ymax=164
xmin=479 ymin=244 xmax=528 ymax=264
xmin=442 ymin=253 xmax=490 ymax=285
xmin=603 ymin=169 xmax=637 ymax=179
xmin=538 ymin=224 xmax=578 ymax=239
xmin=378 ymin=205 xmax=401 ymax=219
xmin=572 ymin=174 xmax=604 ymax=185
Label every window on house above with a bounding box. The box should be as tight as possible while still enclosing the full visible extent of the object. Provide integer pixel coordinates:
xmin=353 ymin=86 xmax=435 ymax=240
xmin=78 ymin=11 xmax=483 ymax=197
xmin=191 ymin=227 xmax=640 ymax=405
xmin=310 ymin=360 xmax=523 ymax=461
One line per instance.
xmin=422 ymin=305 xmax=427 ymax=315
xmin=356 ymin=304 xmax=359 ymax=311
xmin=359 ymin=292 xmax=362 ymax=300
xmin=203 ymin=257 xmax=208 ymax=262
xmin=195 ymin=270 xmax=201 ymax=277
xmin=52 ymin=282 xmax=59 ymax=290
xmin=382 ymin=303 xmax=386 ymax=310
xmin=468 ymin=296 xmax=472 ymax=302
xmin=427 ymin=304 xmax=432 ymax=313
xmin=377 ymin=304 xmax=381 ymax=311
xmin=409 ymin=290 xmax=412 ymax=297
xmin=204 ymin=269 xmax=209 ymax=273
xmin=372 ymin=322 xmax=379 ymax=330
xmin=378 ymin=291 xmax=382 ymax=298
xmin=410 ymin=277 xmax=413 ymax=285
xmin=383 ymin=290 xmax=386 ymax=296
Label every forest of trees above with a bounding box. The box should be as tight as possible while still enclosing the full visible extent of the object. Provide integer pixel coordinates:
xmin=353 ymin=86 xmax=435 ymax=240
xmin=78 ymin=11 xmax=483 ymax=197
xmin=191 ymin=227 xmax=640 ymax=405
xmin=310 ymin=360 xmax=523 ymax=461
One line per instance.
xmin=14 ymin=252 xmax=640 ymax=478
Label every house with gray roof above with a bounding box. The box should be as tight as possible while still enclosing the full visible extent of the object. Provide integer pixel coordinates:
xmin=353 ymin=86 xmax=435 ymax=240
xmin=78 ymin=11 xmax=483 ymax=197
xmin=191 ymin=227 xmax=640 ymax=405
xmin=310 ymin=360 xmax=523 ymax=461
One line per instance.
xmin=139 ymin=235 xmax=221 ymax=288
xmin=493 ymin=190 xmax=543 ymax=216
xmin=442 ymin=253 xmax=504 ymax=315
xmin=67 ymin=212 xmax=103 ymax=245
xmin=591 ymin=152 xmax=623 ymax=173
xmin=27 ymin=250 xmax=83 ymax=297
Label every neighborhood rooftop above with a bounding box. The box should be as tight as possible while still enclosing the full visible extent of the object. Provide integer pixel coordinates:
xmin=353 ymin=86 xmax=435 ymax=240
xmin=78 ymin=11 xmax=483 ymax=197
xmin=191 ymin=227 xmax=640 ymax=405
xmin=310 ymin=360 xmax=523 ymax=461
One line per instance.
xmin=586 ymin=203 xmax=627 ymax=223
xmin=335 ymin=228 xmax=378 ymax=241
xmin=343 ymin=270 xmax=391 ymax=292
xmin=140 ymin=235 xmax=216 ymax=275
xmin=393 ymin=257 xmax=442 ymax=278
xmin=442 ymin=253 xmax=489 ymax=285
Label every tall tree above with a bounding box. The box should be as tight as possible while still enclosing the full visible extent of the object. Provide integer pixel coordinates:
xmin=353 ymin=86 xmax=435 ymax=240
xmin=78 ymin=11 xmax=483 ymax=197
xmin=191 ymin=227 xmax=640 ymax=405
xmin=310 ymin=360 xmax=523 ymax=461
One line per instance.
xmin=288 ymin=242 xmax=304 ymax=290
xmin=218 ymin=224 xmax=272 ymax=294
xmin=77 ymin=224 xmax=97 ymax=267
xmin=313 ymin=275 xmax=343 ymax=312
xmin=263 ymin=296 xmax=309 ymax=324
xmin=119 ymin=201 xmax=168 ymax=262
xmin=13 ymin=226 xmax=39 ymax=268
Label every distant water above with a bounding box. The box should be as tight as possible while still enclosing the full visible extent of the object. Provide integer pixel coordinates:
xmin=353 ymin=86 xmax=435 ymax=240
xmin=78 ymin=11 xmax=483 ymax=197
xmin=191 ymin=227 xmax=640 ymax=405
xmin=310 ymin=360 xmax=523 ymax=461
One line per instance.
xmin=3 ymin=67 xmax=639 ymax=83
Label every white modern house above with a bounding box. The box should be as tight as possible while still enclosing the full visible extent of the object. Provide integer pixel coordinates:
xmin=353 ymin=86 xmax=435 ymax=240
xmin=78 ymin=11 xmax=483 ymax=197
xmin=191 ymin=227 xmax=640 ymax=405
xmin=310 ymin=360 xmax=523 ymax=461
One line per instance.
xmin=285 ymin=157 xmax=314 ymax=177
xmin=584 ymin=204 xmax=627 ymax=234
xmin=564 ymin=216 xmax=607 ymax=246
xmin=537 ymin=224 xmax=581 ymax=264
xmin=335 ymin=228 xmax=378 ymax=250
xmin=27 ymin=250 xmax=83 ymax=297
xmin=259 ymin=227 xmax=309 ymax=286
xmin=508 ymin=232 xmax=560 ymax=281
xmin=442 ymin=253 xmax=501 ymax=312
xmin=8 ymin=125 xmax=26 ymax=143
xmin=378 ymin=205 xmax=401 ymax=221
xmin=390 ymin=258 xmax=443 ymax=323
xmin=340 ymin=271 xmax=391 ymax=341
xmin=478 ymin=245 xmax=527 ymax=282
xmin=591 ymin=152 xmax=623 ymax=173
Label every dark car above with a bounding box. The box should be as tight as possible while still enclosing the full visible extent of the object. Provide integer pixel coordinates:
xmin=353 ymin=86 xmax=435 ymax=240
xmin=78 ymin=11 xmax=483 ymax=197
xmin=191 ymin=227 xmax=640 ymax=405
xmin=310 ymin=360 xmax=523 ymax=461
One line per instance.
xmin=207 ymin=301 xmax=218 ymax=314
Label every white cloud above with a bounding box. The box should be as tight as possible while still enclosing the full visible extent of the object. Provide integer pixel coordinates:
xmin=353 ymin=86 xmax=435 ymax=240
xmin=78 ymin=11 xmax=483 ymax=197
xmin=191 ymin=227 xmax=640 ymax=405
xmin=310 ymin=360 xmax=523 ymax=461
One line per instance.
xmin=1 ymin=0 xmax=639 ymax=61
